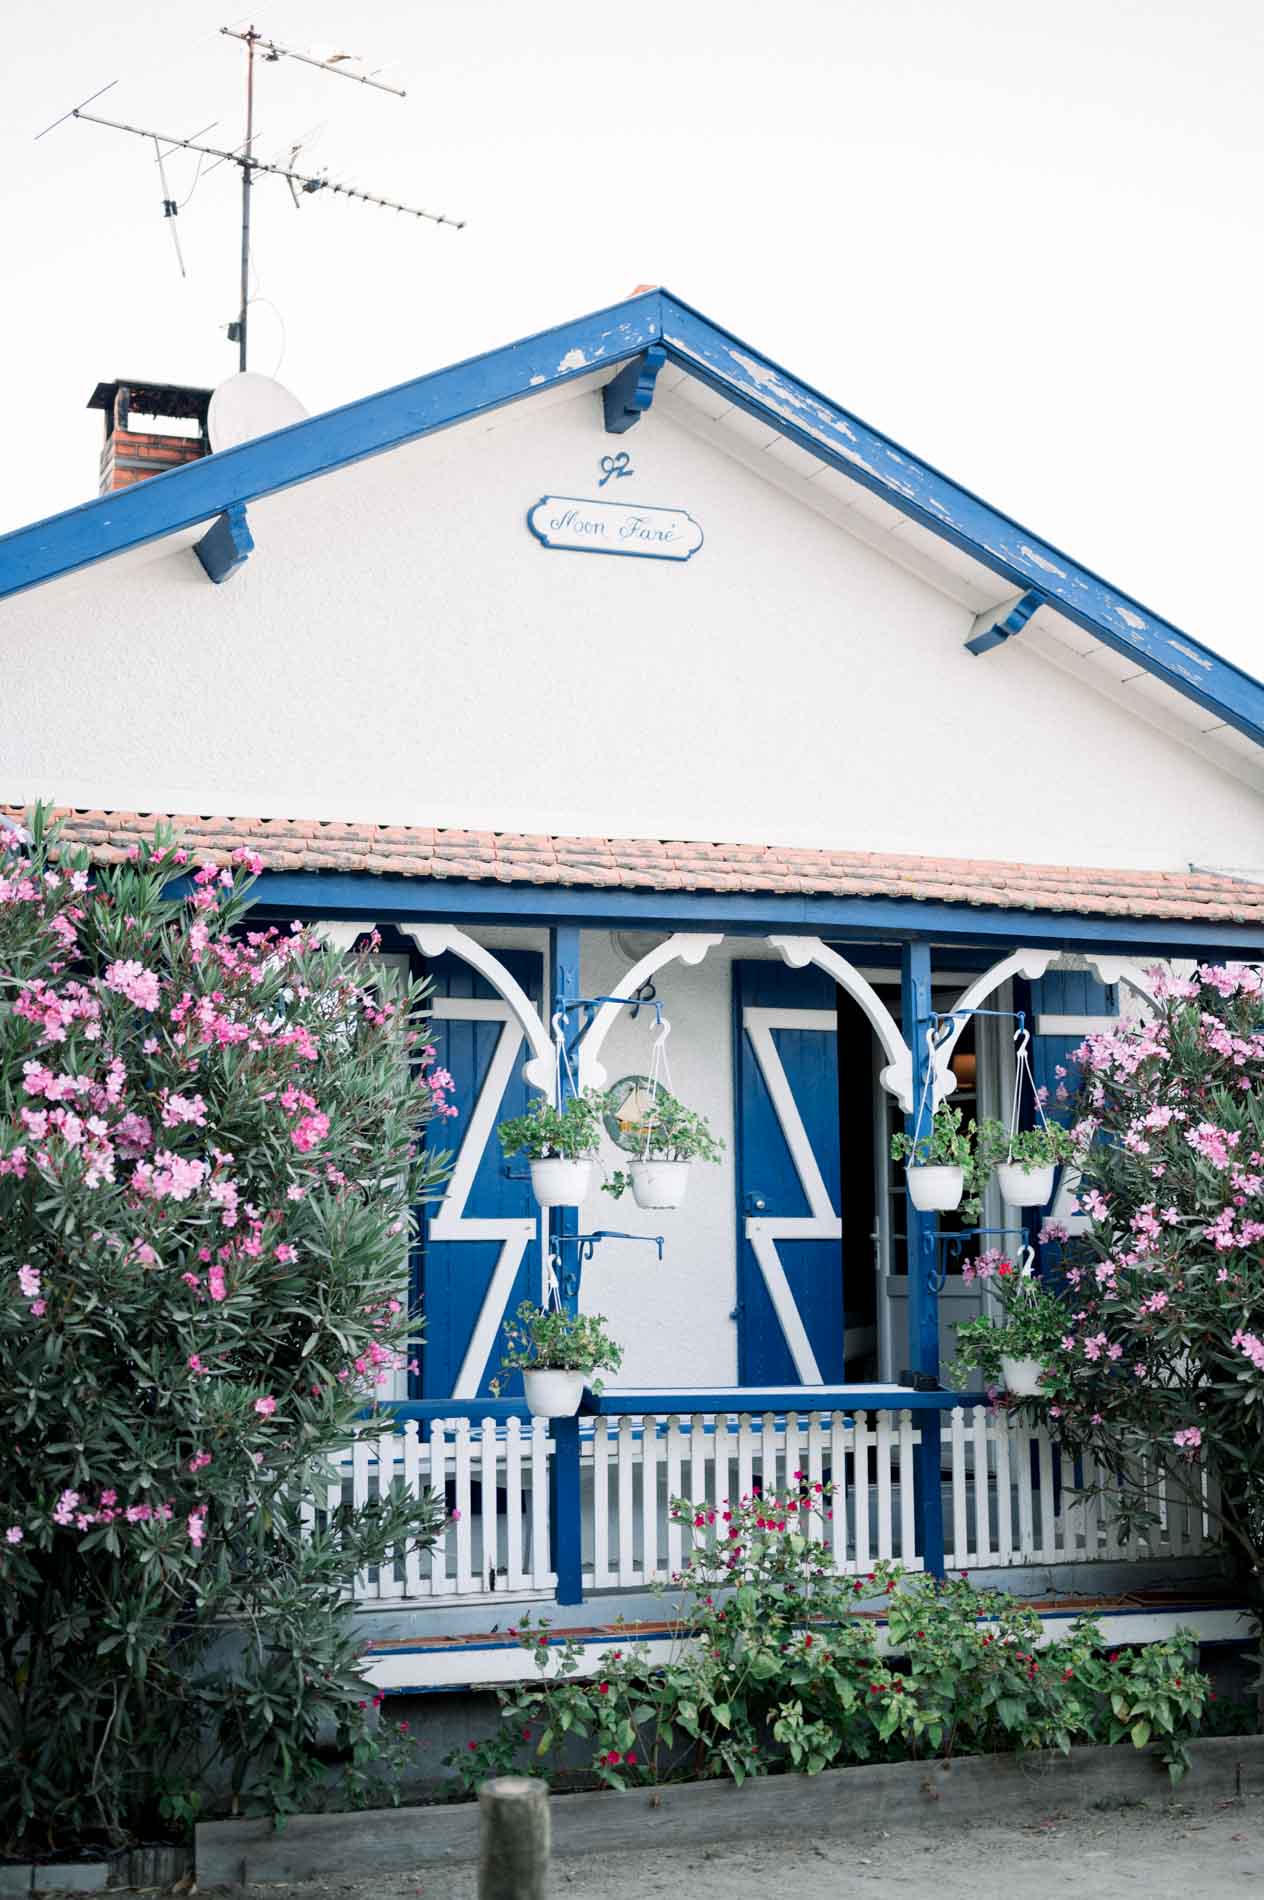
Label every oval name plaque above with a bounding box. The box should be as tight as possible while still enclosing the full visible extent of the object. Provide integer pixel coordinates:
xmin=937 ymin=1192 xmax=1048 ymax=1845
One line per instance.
xmin=527 ymin=495 xmax=703 ymax=562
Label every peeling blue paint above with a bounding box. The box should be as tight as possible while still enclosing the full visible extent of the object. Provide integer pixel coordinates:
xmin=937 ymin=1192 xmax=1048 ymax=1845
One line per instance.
xmin=1 ymin=285 xmax=1261 ymax=751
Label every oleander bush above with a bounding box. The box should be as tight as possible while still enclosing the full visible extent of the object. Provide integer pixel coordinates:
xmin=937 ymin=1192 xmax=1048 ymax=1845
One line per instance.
xmin=0 ymin=810 xmax=451 ymax=1849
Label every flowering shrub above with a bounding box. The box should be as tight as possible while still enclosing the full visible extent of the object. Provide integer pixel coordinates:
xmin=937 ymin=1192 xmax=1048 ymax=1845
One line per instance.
xmin=1034 ymin=964 xmax=1264 ymax=1608
xmin=0 ymin=811 xmax=451 ymax=1847
xmin=451 ymin=1481 xmax=1208 ymax=1792
xmin=500 ymin=1301 xmax=623 ymax=1377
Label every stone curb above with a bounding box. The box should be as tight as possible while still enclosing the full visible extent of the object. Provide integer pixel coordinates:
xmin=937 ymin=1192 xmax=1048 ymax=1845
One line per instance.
xmin=0 ymin=1846 xmax=190 ymax=1895
xmin=196 ymin=1734 xmax=1264 ymax=1886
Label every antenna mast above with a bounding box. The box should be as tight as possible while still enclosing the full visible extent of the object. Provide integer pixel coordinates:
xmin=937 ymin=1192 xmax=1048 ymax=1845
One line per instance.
xmin=237 ymin=26 xmax=256 ymax=372
xmin=36 ymin=29 xmax=464 ymax=372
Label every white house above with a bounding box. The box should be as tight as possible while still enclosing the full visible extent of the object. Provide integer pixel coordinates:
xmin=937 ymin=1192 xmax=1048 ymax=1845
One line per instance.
xmin=2 ymin=288 xmax=1259 ymax=1679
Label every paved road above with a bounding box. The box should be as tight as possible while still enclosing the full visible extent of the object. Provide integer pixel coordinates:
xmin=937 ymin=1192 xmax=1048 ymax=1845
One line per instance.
xmin=240 ymin=1799 xmax=1262 ymax=1899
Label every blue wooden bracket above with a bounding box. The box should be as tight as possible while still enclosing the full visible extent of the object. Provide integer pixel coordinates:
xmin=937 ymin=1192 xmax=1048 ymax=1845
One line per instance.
xmin=193 ymin=503 xmax=253 ymax=585
xmin=965 ymin=587 xmax=1043 ymax=656
xmin=602 ymin=344 xmax=666 ymax=434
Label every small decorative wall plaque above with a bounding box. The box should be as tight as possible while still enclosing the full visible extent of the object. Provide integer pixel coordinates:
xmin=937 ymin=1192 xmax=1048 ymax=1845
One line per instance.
xmin=527 ymin=496 xmax=703 ymax=562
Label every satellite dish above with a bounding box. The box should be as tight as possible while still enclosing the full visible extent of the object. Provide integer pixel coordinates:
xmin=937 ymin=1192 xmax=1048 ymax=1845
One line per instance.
xmin=208 ymin=372 xmax=308 ymax=450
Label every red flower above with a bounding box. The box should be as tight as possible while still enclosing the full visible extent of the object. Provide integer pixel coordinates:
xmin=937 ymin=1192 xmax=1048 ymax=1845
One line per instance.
xmin=598 ymin=1682 xmax=609 ymax=1695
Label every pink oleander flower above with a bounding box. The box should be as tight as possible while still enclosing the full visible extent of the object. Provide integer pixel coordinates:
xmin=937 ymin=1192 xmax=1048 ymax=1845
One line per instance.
xmin=188 ymin=1450 xmax=212 ymax=1474
xmin=104 ymin=958 xmax=162 ymax=1012
xmin=1173 ymin=1426 xmax=1202 ymax=1453
xmin=17 ymin=1264 xmax=41 ymax=1299
xmin=207 ymin=1265 xmax=227 ymax=1303
xmin=5 ymin=1526 xmax=23 ymax=1545
xmin=275 ymin=1243 xmax=298 ymax=1264
xmin=187 ymin=1507 xmax=208 ymax=1549
xmin=187 ymin=1353 xmax=208 ymax=1375
xmin=254 ymin=1395 xmax=277 ymax=1417
xmin=290 ymin=1111 xmax=330 ymax=1153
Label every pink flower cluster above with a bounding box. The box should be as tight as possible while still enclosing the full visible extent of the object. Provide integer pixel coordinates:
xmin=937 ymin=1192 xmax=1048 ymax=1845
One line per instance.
xmin=1233 ymin=1331 xmax=1264 ymax=1374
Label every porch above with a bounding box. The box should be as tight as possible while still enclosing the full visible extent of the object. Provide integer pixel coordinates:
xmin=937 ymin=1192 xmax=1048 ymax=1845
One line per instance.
xmin=257 ymin=875 xmax=1263 ymax=1665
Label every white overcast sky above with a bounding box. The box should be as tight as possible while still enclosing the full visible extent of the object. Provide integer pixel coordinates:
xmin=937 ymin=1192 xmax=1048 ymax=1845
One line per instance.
xmin=4 ymin=0 xmax=1261 ymax=675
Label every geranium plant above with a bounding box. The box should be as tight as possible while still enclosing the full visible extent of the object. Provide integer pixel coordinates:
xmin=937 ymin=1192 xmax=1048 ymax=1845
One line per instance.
xmin=497 ymin=1092 xmax=607 ymax=1161
xmin=890 ymin=1103 xmax=983 ymax=1215
xmin=448 ymin=1484 xmax=1210 ymax=1793
xmin=501 ymin=1300 xmax=623 ymax=1380
xmin=976 ymin=1117 xmax=1078 ymax=1172
xmin=603 ymin=1089 xmax=723 ymax=1200
xmin=0 ymin=809 xmax=451 ymax=1849
xmin=952 ymin=1252 xmax=1071 ymax=1389
xmin=1030 ymin=962 xmax=1264 ymax=1628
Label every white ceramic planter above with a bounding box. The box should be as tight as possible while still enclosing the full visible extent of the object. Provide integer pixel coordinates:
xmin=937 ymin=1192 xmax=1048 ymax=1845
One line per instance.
xmin=522 ymin=1368 xmax=589 ymax=1418
xmin=529 ymin=1158 xmax=593 ymax=1209
xmin=906 ymin=1164 xmax=965 ymax=1212
xmin=996 ymin=1161 xmax=1056 ymax=1208
xmin=1000 ymin=1355 xmax=1044 ymax=1397
xmin=630 ymin=1159 xmax=691 ymax=1210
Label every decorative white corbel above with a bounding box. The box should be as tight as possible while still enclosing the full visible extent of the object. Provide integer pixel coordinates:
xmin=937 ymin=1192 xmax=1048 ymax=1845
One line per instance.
xmin=578 ymin=933 xmax=723 ymax=1088
xmin=397 ymin=922 xmax=555 ymax=1093
xmin=768 ymin=935 xmax=915 ymax=1111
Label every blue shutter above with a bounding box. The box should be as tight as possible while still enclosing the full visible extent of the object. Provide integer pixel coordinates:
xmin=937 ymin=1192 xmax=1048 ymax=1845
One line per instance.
xmin=1028 ymin=968 xmax=1120 ymax=1239
xmin=734 ymin=959 xmax=845 ymax=1385
xmin=418 ymin=948 xmax=544 ymax=1399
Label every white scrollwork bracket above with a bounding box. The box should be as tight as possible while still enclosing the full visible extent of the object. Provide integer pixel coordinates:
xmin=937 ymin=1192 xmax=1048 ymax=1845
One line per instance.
xmin=768 ymin=935 xmax=916 ymax=1111
xmin=578 ymin=933 xmax=723 ymax=1088
xmin=933 ymin=948 xmax=1058 ymax=1100
xmin=397 ymin=923 xmax=556 ymax=1093
xmin=1082 ymin=954 xmax=1158 ymax=1004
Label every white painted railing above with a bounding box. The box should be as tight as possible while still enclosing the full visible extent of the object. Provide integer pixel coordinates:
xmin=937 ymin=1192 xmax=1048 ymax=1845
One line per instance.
xmin=321 ymin=1405 xmax=1217 ymax=1606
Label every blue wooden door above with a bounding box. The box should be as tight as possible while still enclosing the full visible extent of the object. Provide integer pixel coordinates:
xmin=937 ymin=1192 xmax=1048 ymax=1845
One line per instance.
xmin=419 ymin=949 xmax=544 ymax=1399
xmin=734 ymin=960 xmax=845 ymax=1385
xmin=1029 ymin=967 xmax=1120 ymax=1239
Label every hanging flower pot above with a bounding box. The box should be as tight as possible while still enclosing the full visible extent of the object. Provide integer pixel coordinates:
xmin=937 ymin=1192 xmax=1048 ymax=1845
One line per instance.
xmin=529 ymin=1157 xmax=592 ymax=1208
xmin=996 ymin=1160 xmax=1057 ymax=1208
xmin=906 ymin=1164 xmax=966 ymax=1212
xmin=1000 ymin=1354 xmax=1045 ymax=1397
xmin=522 ymin=1368 xmax=590 ymax=1417
xmin=629 ymin=1158 xmax=691 ymax=1210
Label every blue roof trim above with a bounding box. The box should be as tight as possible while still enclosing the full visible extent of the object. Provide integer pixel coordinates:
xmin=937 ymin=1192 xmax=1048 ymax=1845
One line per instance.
xmin=0 ymin=292 xmax=663 ymax=602
xmin=656 ymin=296 xmax=1264 ymax=747
xmin=2 ymin=285 xmax=1262 ymax=749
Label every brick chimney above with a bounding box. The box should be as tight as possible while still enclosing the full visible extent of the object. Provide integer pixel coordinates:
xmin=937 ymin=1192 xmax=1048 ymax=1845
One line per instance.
xmin=87 ymin=379 xmax=213 ymax=495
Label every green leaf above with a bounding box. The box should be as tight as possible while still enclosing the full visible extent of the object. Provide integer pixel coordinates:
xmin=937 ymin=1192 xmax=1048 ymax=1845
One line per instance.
xmin=1131 ymin=1719 xmax=1151 ymax=1748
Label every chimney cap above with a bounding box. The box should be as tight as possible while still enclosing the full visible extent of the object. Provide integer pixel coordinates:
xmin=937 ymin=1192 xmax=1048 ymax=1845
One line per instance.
xmin=88 ymin=379 xmax=214 ymax=429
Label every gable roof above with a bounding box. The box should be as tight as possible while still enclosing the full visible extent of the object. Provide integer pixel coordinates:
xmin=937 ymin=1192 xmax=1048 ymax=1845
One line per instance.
xmin=2 ymin=287 xmax=1263 ymax=763
xmin=14 ymin=805 xmax=1264 ymax=928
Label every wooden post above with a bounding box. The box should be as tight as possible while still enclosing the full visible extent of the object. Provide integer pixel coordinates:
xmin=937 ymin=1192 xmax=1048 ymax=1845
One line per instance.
xmin=478 ymin=1776 xmax=550 ymax=1900
xmin=900 ymin=939 xmax=946 ymax=1577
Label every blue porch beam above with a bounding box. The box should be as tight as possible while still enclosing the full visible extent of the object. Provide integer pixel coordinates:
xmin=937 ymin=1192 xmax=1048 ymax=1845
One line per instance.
xmin=601 ymin=345 xmax=666 ymax=433
xmin=247 ymin=872 xmax=1264 ymax=961
xmin=965 ymin=588 xmax=1043 ymax=657
xmin=193 ymin=503 xmax=253 ymax=584
xmin=900 ymin=941 xmax=947 ymax=1577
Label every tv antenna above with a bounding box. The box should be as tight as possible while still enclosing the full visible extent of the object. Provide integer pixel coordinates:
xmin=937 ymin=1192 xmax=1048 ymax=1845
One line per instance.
xmin=36 ymin=26 xmax=465 ymax=372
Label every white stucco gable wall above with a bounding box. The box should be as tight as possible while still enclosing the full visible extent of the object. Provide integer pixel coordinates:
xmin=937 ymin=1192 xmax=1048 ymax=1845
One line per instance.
xmin=3 ymin=379 xmax=1261 ymax=873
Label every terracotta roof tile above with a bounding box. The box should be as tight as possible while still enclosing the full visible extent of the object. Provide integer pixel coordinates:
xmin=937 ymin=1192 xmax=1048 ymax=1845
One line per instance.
xmin=6 ymin=806 xmax=1264 ymax=927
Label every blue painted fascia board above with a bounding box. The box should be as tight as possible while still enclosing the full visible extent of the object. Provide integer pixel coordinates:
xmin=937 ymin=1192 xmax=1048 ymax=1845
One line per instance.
xmin=655 ymin=293 xmax=1264 ymax=746
xmin=0 ymin=292 xmax=664 ymax=604
xmin=5 ymin=280 xmax=1263 ymax=752
xmin=246 ymin=870 xmax=1264 ymax=960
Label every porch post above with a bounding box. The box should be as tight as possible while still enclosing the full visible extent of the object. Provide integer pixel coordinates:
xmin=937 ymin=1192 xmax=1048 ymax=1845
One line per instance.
xmin=900 ymin=940 xmax=946 ymax=1576
xmin=548 ymin=926 xmax=585 ymax=1604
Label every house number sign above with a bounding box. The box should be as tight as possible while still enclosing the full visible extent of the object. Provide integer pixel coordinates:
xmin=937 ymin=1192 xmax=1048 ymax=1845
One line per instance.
xmin=527 ymin=495 xmax=704 ymax=563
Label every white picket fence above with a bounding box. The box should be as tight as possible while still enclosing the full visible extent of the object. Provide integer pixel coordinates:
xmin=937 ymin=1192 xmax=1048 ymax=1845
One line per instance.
xmin=318 ymin=1406 xmax=1216 ymax=1606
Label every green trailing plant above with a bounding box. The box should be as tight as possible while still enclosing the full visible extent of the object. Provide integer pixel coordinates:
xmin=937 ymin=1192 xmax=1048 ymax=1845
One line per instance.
xmin=890 ymin=1104 xmax=983 ymax=1214
xmin=500 ymin=1300 xmax=623 ymax=1379
xmin=453 ymin=1482 xmax=1209 ymax=1793
xmin=497 ymin=1092 xmax=608 ymax=1162
xmin=976 ymin=1116 xmax=1078 ymax=1173
xmin=603 ymin=1089 xmax=724 ymax=1199
xmin=0 ymin=809 xmax=451 ymax=1850
xmin=951 ymin=1252 xmax=1073 ymax=1388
